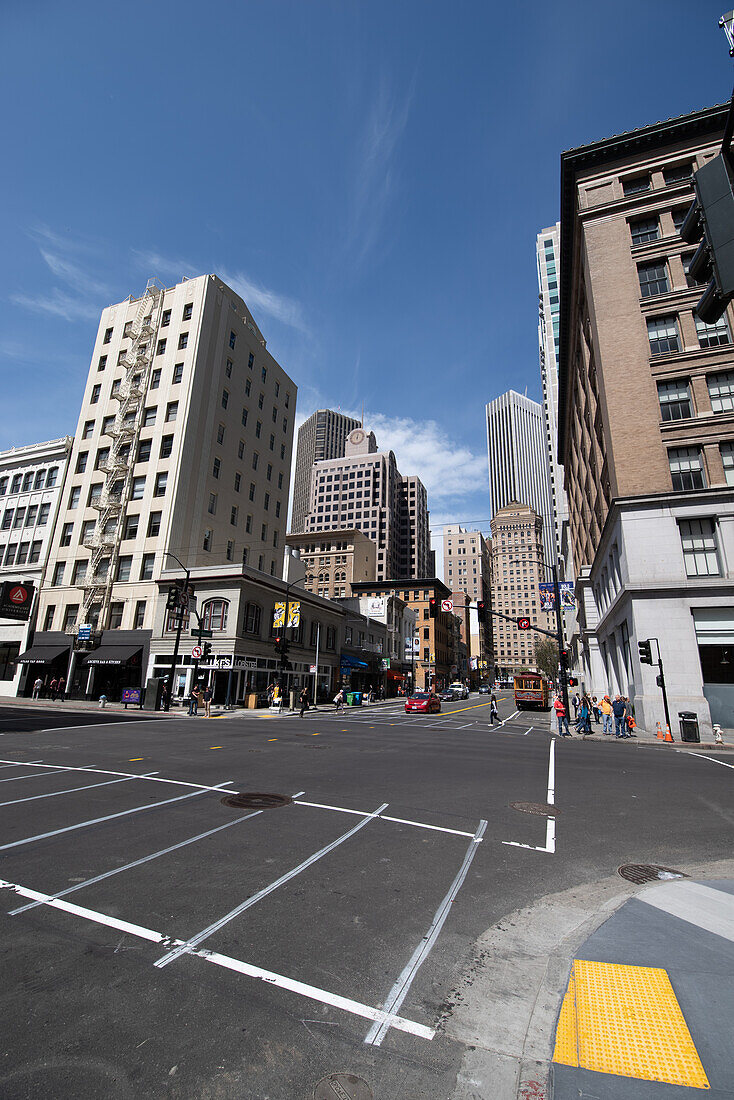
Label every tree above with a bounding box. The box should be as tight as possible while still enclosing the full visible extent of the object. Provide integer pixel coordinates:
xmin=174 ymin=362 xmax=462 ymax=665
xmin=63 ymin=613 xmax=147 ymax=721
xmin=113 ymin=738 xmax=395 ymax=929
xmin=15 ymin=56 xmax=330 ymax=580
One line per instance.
xmin=534 ymin=636 xmax=559 ymax=682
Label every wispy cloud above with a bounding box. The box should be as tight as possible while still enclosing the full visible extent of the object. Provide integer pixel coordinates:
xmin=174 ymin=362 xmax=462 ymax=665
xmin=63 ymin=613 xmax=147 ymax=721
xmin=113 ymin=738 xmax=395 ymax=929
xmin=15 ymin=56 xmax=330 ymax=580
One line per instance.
xmin=220 ymin=268 xmax=310 ymax=334
xmin=346 ymin=77 xmax=414 ymax=268
xmin=12 ymin=225 xmax=110 ymax=323
xmin=11 ymin=289 xmax=102 ymax=323
xmin=131 ymin=249 xmax=197 ymax=282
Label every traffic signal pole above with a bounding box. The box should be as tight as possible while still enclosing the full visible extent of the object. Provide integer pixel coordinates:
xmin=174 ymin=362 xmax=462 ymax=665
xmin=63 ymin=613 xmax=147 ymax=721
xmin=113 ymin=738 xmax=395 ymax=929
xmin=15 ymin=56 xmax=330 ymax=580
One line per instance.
xmin=551 ymin=564 xmax=570 ymax=729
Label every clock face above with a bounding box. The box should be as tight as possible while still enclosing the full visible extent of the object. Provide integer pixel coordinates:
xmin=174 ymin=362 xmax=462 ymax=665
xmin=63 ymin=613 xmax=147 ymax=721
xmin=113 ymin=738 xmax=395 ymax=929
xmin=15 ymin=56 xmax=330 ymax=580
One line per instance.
xmin=350 ymin=428 xmax=365 ymax=445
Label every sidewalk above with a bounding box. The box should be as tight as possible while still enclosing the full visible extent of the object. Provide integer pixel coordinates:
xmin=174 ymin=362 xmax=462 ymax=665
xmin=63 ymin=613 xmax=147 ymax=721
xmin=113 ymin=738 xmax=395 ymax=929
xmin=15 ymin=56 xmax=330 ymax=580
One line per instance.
xmin=0 ymin=695 xmax=402 ymax=720
xmin=546 ymin=710 xmax=734 ymax=751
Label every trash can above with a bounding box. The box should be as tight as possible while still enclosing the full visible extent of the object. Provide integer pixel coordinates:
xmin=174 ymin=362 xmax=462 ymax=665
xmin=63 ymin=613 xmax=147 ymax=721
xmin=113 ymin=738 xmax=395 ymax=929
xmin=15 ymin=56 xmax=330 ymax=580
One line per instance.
xmin=679 ymin=711 xmax=700 ymax=743
xmin=346 ymin=692 xmax=355 ymax=707
xmin=352 ymin=691 xmax=362 ymax=706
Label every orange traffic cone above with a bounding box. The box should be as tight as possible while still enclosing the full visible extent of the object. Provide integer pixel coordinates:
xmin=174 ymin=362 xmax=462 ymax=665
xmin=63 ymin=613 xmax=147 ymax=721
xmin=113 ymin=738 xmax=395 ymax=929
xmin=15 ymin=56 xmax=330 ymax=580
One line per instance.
xmin=664 ymin=725 xmax=674 ymax=742
xmin=656 ymin=722 xmax=664 ymax=740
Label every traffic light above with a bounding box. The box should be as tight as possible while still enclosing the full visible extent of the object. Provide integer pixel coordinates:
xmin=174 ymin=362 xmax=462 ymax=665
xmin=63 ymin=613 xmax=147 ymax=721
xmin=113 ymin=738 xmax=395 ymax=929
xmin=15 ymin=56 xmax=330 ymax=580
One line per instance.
xmin=568 ymin=676 xmax=577 ymax=687
xmin=274 ymin=635 xmax=282 ymax=655
xmin=477 ymin=600 xmax=486 ymax=622
xmin=680 ymin=153 xmax=734 ymax=324
xmin=202 ymin=642 xmax=212 ymax=660
xmin=638 ymin=639 xmax=653 ymax=665
xmin=517 ymin=617 xmax=531 ymax=630
xmin=166 ymin=585 xmax=180 ymax=611
xmin=279 ymin=640 xmax=290 ymax=670
xmin=428 ymin=597 xmax=437 ymax=618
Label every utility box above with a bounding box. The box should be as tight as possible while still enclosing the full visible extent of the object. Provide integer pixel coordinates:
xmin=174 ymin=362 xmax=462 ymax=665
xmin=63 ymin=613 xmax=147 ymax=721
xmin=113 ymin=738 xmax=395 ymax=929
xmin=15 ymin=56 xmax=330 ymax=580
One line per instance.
xmin=679 ymin=711 xmax=700 ymax=743
xmin=143 ymin=677 xmax=167 ymax=711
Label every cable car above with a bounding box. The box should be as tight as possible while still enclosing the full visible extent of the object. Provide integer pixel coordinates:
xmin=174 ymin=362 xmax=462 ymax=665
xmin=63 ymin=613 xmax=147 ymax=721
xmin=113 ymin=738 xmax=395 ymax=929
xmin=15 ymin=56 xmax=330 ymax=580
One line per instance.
xmin=513 ymin=672 xmax=550 ymax=710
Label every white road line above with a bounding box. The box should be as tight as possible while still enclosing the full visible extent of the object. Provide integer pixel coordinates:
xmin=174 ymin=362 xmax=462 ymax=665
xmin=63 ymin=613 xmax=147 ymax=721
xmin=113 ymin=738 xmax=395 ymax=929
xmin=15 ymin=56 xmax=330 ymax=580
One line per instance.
xmin=0 ymin=876 xmax=433 ymax=1039
xmin=364 ymin=819 xmax=488 ymax=1046
xmin=0 ymin=765 xmax=88 ymax=785
xmin=0 ymin=782 xmax=233 ymax=853
xmin=686 ymin=751 xmax=734 ymax=770
xmin=0 ymin=758 xmax=238 ymax=795
xmin=503 ymin=739 xmax=556 ymax=854
xmin=292 ymin=798 xmax=478 ymax=839
xmin=155 ymin=801 xmax=389 ymax=968
xmin=499 ymin=710 xmax=520 ymax=727
xmin=0 ymin=760 xmax=42 ymax=770
xmin=638 ymin=881 xmax=734 ymax=942
xmin=37 ymin=719 xmax=165 ymax=733
xmin=524 ymin=726 xmax=534 ymax=736
xmin=0 ymin=772 xmax=158 ymax=808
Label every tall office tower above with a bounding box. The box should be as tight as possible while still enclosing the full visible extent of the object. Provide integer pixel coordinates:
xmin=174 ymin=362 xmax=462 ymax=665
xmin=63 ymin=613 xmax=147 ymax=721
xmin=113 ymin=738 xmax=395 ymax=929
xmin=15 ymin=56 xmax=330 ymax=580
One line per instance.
xmin=559 ymin=102 xmax=734 ymax=736
xmin=442 ymin=523 xmax=492 ymax=673
xmin=0 ymin=436 xmax=72 ymax=695
xmin=490 ymin=501 xmax=554 ymax=679
xmin=486 ymin=390 xmax=553 ymax=565
xmin=302 ymin=427 xmax=430 ymax=581
xmin=291 ymin=409 xmax=359 ymax=533
xmin=36 ymin=274 xmax=297 ymax=697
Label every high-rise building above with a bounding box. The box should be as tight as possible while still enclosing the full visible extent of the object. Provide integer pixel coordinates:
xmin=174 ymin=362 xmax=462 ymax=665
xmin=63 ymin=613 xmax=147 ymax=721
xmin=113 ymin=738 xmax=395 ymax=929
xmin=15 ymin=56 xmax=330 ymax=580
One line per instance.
xmin=35 ymin=274 xmax=297 ymax=700
xmin=0 ymin=437 xmax=72 ymax=696
xmin=490 ymin=501 xmax=554 ymax=679
xmin=442 ymin=523 xmax=492 ymax=669
xmin=558 ymin=102 xmax=734 ymax=736
xmin=291 ymin=409 xmax=360 ymax=533
xmin=285 ymin=528 xmax=376 ymax=598
xmin=302 ymin=427 xmax=431 ymax=581
xmin=486 ymin=390 xmax=553 ymax=565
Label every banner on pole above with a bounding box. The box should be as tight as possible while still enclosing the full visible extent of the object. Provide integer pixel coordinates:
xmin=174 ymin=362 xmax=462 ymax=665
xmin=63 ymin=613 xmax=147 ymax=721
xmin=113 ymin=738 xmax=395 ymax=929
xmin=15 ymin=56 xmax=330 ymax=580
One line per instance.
xmin=273 ymin=602 xmax=286 ymax=628
xmin=287 ymin=601 xmax=301 ymax=628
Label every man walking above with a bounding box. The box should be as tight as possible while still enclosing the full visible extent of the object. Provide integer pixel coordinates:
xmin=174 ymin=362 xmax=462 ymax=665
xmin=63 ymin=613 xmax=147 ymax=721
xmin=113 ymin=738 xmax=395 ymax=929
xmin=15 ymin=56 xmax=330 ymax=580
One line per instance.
xmin=299 ymin=685 xmax=309 ymax=718
xmin=489 ymin=693 xmax=499 ymax=725
xmin=32 ymin=677 xmax=43 ymax=700
xmin=600 ymin=694 xmax=613 ymax=736
xmin=612 ymin=694 xmax=627 ymax=738
xmin=333 ymin=687 xmax=345 ymax=714
xmin=49 ymin=678 xmax=58 ymax=702
xmin=203 ymin=685 xmax=213 ymax=718
xmin=554 ymin=694 xmax=571 ymax=737
xmin=188 ymin=685 xmax=199 ymax=716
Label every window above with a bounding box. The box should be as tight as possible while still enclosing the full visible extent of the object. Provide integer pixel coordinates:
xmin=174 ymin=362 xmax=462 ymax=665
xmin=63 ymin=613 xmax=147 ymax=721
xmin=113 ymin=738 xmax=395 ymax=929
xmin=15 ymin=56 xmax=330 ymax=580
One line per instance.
xmin=234 ymin=472 xmax=241 ymax=492
xmin=245 ymin=379 xmax=251 ymax=396
xmin=623 ymin=174 xmax=650 ymax=196
xmin=275 ymin=501 xmax=281 ymax=517
xmin=285 ymin=391 xmax=290 ymax=408
xmin=672 ymin=207 xmax=689 ymax=231
xmin=161 ymin=310 xmax=171 ymax=327
xmin=217 ymin=424 xmax=225 ymax=445
xmin=154 ymin=472 xmax=167 ymax=497
xmin=103 ymin=327 xmax=113 ymax=344
xmin=146 ymin=512 xmax=161 ymax=537
xmin=71 ymin=559 xmax=87 ymax=585
xmin=226 ymin=539 xmax=234 ymax=561
xmin=140 ymin=553 xmax=155 ymax=581
xmin=657 ymin=378 xmax=692 ymax=421
xmin=230 ymin=506 xmax=238 ymax=526
xmin=82 ymin=420 xmax=94 ymax=439
xmin=178 ymin=332 xmax=188 ymax=349
xmin=13 ymin=507 xmax=25 ymax=529
xmin=647 ymin=315 xmax=680 ymax=354
xmin=682 ymin=253 xmax=705 ymax=288
xmin=722 ymin=442 xmax=734 ymax=485
xmin=124 ymin=514 xmax=139 ymax=539
xmin=43 ymin=605 xmax=56 ymax=631
xmin=29 ymin=541 xmax=41 ymax=564
xmin=143 ymin=406 xmax=156 ymax=427
xmin=131 ymin=476 xmax=146 ymax=500
xmin=669 ymin=446 xmax=705 ymax=491
xmin=69 ymin=487 xmax=81 ymax=509
xmin=134 ymin=600 xmax=146 ymax=629
xmin=630 ymin=217 xmax=659 ymax=244
xmin=137 ymin=439 xmax=152 ymax=463
xmin=238 ymin=440 xmax=245 ymax=460
xmin=246 ymin=514 xmax=252 ymax=533
xmin=109 ymin=603 xmax=124 ymax=629
xmin=160 ymin=435 xmax=173 ymax=459
xmin=98 ymin=355 xmax=107 ymax=371
xmin=248 ymin=352 xmax=254 ymax=369
xmin=229 ymin=331 xmax=236 ymax=349
xmin=150 ymin=368 xmax=161 ymax=390
xmin=52 ymin=562 xmax=65 ymax=586
xmin=638 ymin=261 xmax=669 ymax=297
xmin=10 ymin=474 xmax=21 ymax=493
xmin=280 ymin=444 xmax=286 ymax=460
xmin=707 ymin=370 xmax=734 ymax=412
xmin=679 ymin=518 xmax=719 ymax=576
xmin=173 ymin=362 xmax=183 ymax=384
xmin=269 ymin=434 xmax=275 ymax=451
xmin=696 ymin=315 xmax=731 ymax=349
xmin=60 ymin=522 xmax=73 ymax=547
xmin=62 ymin=605 xmax=79 ymax=632
xmin=183 ymin=303 xmax=193 ymax=321
xmin=241 ymin=408 xmax=248 ymax=428
xmin=266 ymin=463 xmax=272 ymax=481
xmin=203 ymin=599 xmax=229 ymax=631
xmin=102 ymin=415 xmax=115 ymax=434
xmin=203 ymin=528 xmax=212 ymax=551
xmin=664 ymin=162 xmax=692 ymax=185
xmin=208 ymin=493 xmax=217 ymax=515
xmin=249 ymin=483 xmax=255 ymax=502
xmin=252 ymin=453 xmax=259 ymax=471
xmin=261 ymin=523 xmax=267 ymax=541
xmin=278 ymin=472 xmax=283 ymax=489
xmin=165 ymin=401 xmax=178 ymax=422
xmin=116 ymin=555 xmax=132 ymax=581
xmin=244 ymin=602 xmax=261 ymax=634
xmin=156 ymin=339 xmax=166 ymax=355
xmin=258 ymin=393 xmax=264 ymax=409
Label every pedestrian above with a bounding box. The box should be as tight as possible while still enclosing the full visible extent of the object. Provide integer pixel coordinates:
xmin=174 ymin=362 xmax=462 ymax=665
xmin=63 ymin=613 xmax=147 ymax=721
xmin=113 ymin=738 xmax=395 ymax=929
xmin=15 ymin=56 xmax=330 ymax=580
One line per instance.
xmin=188 ymin=685 xmax=199 ymax=716
xmin=578 ymin=695 xmax=591 ymax=735
xmin=49 ymin=677 xmax=58 ymax=702
xmin=378 ymin=684 xmax=384 ymax=701
xmin=592 ymin=696 xmax=601 ymax=724
xmin=572 ymin=692 xmax=580 ymax=719
xmin=333 ymin=687 xmax=345 ymax=713
xmin=299 ymin=685 xmax=309 ymax=718
xmin=600 ymin=694 xmax=613 ymax=736
xmin=32 ymin=677 xmax=42 ymax=700
xmin=489 ymin=693 xmax=499 ymax=725
xmin=625 ymin=698 xmax=636 ymax=737
xmin=267 ymin=683 xmax=275 ymax=708
xmin=553 ymin=694 xmax=571 ymax=736
xmin=57 ymin=676 xmax=65 ymax=701
xmin=203 ymin=686 xmax=213 ymax=718
xmin=612 ymin=694 xmax=627 ymax=738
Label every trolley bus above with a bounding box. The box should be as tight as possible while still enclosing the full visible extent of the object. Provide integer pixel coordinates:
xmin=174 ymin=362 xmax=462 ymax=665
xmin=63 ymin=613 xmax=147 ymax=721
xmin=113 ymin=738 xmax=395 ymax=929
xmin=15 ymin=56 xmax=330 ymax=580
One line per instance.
xmin=513 ymin=672 xmax=551 ymax=710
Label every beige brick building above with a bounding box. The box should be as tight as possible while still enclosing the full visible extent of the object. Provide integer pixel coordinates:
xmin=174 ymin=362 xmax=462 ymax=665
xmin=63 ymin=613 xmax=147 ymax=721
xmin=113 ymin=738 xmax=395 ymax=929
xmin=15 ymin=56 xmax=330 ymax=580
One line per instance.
xmin=559 ymin=103 xmax=734 ymax=734
xmin=284 ymin=529 xmax=376 ymax=598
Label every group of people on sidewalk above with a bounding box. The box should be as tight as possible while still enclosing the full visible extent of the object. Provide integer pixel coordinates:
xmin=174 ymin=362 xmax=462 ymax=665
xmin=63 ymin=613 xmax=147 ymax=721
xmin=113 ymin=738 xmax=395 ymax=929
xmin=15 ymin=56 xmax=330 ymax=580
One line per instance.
xmin=553 ymin=691 xmax=636 ymax=739
xmin=32 ymin=676 xmax=65 ymax=701
xmin=187 ymin=685 xmax=213 ymax=717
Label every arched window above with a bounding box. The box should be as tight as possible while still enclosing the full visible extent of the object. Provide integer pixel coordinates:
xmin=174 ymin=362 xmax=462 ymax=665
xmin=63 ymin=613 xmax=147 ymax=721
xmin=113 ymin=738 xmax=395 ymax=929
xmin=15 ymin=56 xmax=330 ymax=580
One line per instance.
xmin=202 ymin=599 xmax=229 ymax=631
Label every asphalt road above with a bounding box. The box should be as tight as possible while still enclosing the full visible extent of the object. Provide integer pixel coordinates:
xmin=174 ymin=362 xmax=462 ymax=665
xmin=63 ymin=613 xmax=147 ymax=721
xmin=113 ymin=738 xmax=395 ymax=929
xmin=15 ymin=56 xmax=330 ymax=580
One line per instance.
xmin=0 ymin=694 xmax=732 ymax=1099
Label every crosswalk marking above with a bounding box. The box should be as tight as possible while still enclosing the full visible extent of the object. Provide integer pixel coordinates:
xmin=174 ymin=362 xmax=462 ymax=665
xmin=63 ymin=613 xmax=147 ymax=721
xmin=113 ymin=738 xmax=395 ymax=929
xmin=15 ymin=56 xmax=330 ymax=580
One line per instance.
xmin=637 ymin=880 xmax=734 ymax=942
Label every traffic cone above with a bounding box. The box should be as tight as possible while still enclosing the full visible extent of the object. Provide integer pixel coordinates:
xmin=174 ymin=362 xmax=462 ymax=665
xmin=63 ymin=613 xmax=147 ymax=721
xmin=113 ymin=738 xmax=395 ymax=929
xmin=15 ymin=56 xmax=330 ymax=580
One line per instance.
xmin=664 ymin=725 xmax=674 ymax=742
xmin=656 ymin=722 xmax=663 ymax=740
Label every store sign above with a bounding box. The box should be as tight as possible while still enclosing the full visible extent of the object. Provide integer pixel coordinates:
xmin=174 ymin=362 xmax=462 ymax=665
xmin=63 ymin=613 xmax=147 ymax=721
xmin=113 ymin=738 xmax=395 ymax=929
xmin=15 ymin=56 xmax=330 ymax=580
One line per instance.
xmin=380 ymin=658 xmax=390 ymax=670
xmin=211 ymin=655 xmax=257 ymax=671
xmin=366 ymin=597 xmax=385 ymax=616
xmin=78 ymin=624 xmax=92 ymax=640
xmin=0 ymin=581 xmax=34 ymax=621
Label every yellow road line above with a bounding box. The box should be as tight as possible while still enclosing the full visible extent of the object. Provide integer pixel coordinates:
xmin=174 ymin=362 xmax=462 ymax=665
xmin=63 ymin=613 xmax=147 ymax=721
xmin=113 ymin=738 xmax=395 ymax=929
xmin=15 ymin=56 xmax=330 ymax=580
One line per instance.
xmin=553 ymin=959 xmax=708 ymax=1088
xmin=129 ymin=758 xmax=143 ymax=762
xmin=443 ymin=701 xmax=494 ymax=715
xmin=267 ymin=738 xmax=278 ymax=741
xmin=208 ymin=746 xmax=223 ymax=750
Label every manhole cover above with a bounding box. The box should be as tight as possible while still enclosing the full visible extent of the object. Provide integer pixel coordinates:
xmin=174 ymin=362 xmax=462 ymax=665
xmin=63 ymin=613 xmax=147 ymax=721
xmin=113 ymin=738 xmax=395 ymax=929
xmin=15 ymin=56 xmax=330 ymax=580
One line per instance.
xmin=618 ymin=864 xmax=688 ymax=884
xmin=220 ymin=792 xmax=292 ymax=810
xmin=510 ymin=801 xmax=559 ymax=816
xmin=314 ymin=1074 xmax=373 ymax=1100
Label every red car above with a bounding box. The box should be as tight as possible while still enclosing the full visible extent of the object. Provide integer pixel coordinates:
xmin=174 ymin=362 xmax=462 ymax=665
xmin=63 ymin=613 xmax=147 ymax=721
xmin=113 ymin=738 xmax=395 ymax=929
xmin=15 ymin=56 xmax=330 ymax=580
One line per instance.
xmin=405 ymin=691 xmax=441 ymax=714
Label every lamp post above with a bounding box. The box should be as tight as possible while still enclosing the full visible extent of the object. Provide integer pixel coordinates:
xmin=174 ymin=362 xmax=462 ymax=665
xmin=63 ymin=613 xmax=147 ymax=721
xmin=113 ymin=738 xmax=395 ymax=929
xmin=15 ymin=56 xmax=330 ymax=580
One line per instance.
xmin=162 ymin=552 xmax=190 ymax=712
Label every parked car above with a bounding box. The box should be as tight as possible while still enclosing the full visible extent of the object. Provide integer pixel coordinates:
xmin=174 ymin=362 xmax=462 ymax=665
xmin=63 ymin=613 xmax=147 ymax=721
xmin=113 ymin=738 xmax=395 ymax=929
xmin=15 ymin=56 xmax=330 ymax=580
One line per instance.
xmin=449 ymin=682 xmax=469 ymax=699
xmin=405 ymin=691 xmax=441 ymax=714
xmin=478 ymin=683 xmax=491 ymax=694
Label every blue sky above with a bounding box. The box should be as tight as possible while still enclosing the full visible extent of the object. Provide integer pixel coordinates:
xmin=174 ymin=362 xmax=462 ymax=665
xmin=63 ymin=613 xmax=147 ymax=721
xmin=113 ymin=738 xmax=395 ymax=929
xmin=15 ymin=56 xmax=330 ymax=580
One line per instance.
xmin=1 ymin=0 xmax=731 ymax=553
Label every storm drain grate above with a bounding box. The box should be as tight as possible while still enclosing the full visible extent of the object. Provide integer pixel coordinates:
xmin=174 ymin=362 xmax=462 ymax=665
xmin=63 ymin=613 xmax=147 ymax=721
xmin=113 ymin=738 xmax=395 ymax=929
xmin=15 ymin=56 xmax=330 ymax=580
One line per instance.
xmin=510 ymin=801 xmax=559 ymax=817
xmin=221 ymin=792 xmax=292 ymax=810
xmin=314 ymin=1074 xmax=373 ymax=1100
xmin=618 ymin=864 xmax=688 ymax=884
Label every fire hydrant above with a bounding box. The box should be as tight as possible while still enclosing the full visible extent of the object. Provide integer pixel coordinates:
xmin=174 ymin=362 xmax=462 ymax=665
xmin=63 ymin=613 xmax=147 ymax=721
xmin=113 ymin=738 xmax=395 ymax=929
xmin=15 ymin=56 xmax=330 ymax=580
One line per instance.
xmin=98 ymin=694 xmax=108 ymax=709
xmin=714 ymin=723 xmax=724 ymax=745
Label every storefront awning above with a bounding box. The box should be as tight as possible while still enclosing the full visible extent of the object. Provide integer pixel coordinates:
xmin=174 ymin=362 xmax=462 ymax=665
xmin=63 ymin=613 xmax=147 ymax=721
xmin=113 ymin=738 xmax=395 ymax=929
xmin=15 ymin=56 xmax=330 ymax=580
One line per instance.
xmin=340 ymin=653 xmax=369 ymax=670
xmin=16 ymin=644 xmax=70 ymax=665
xmin=82 ymin=645 xmax=142 ymax=666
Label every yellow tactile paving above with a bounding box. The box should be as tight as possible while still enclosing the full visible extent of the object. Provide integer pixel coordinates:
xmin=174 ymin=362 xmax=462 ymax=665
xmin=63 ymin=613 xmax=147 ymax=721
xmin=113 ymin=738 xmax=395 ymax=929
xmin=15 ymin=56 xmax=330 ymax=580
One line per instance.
xmin=552 ymin=959 xmax=709 ymax=1089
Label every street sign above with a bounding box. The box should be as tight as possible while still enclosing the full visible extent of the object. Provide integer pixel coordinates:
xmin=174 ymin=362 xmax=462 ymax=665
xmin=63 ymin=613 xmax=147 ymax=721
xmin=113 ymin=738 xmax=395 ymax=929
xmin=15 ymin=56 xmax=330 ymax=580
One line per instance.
xmin=191 ymin=645 xmax=203 ymax=659
xmin=190 ymin=627 xmax=213 ymax=637
xmin=78 ymin=623 xmax=92 ymax=640
xmin=0 ymin=581 xmax=34 ymax=621
xmin=309 ymin=664 xmax=317 ymax=673
xmin=441 ymin=599 xmax=454 ymax=613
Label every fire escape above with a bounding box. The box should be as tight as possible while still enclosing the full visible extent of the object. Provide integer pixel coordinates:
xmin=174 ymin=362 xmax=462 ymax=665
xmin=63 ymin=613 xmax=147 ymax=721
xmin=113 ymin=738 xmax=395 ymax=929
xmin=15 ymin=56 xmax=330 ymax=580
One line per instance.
xmin=79 ymin=280 xmax=165 ymax=630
